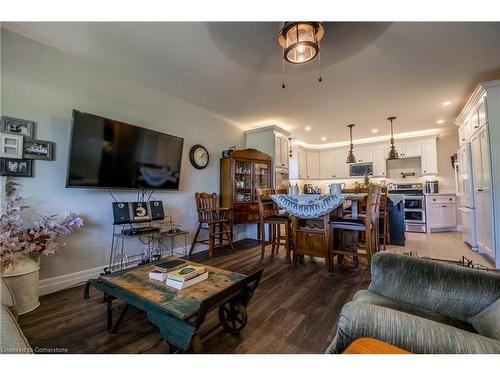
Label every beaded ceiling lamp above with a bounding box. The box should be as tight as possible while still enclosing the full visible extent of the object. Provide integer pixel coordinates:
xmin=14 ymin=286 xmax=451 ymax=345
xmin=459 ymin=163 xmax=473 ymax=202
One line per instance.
xmin=346 ymin=124 xmax=357 ymax=164
xmin=387 ymin=116 xmax=399 ymax=160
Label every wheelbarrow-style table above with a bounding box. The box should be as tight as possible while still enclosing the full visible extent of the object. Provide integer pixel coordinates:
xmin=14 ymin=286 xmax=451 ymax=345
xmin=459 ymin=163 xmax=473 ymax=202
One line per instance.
xmin=84 ymin=258 xmax=262 ymax=353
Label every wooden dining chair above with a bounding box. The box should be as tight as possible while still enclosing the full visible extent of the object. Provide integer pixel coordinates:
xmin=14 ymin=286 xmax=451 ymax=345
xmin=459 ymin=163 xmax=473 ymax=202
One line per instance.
xmin=189 ymin=192 xmax=235 ymax=263
xmin=379 ymin=186 xmax=390 ymax=250
xmin=329 ymin=184 xmax=382 ymax=268
xmin=256 ymin=188 xmax=291 ymax=263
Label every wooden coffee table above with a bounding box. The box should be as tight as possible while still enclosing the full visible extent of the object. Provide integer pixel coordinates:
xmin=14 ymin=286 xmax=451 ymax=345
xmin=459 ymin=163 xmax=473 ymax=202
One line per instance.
xmin=84 ymin=258 xmax=262 ymax=353
xmin=343 ymin=338 xmax=411 ymax=354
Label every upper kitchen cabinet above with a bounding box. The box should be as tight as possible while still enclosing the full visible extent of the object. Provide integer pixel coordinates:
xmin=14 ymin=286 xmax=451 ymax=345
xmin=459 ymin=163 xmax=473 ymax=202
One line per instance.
xmin=372 ymin=145 xmax=387 ymax=177
xmin=306 ymin=151 xmax=320 ymax=179
xmin=244 ymin=125 xmax=291 ymax=171
xmin=320 ymin=150 xmax=335 ymax=179
xmin=290 ymin=147 xmax=307 ymax=179
xmin=399 ymin=140 xmax=422 ymax=158
xmin=274 ymin=134 xmax=290 ymax=169
xmin=421 ymin=137 xmax=438 ymax=175
xmin=354 ymin=146 xmax=373 ymax=163
xmin=332 ymin=149 xmax=349 ymax=178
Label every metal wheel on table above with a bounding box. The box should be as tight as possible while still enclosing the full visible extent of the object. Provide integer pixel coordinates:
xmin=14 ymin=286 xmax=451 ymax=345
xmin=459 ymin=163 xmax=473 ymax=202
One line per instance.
xmin=218 ymin=300 xmax=247 ymax=333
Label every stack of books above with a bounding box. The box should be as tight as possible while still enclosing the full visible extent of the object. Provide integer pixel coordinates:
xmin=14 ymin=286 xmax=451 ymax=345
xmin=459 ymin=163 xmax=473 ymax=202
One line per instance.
xmin=149 ymin=261 xmax=208 ymax=290
xmin=166 ymin=265 xmax=208 ymax=290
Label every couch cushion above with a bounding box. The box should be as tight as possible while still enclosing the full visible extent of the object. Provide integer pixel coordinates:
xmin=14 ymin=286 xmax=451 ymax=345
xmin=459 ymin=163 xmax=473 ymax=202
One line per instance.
xmin=352 ymin=289 xmax=476 ymax=332
xmin=369 ymin=252 xmax=500 ymax=322
xmin=0 ymin=304 xmax=31 ymax=354
xmin=469 ymin=298 xmax=500 ymax=341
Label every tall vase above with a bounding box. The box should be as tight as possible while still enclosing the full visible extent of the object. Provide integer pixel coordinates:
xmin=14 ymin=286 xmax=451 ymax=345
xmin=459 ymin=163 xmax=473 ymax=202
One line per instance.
xmin=2 ymin=255 xmax=40 ymax=314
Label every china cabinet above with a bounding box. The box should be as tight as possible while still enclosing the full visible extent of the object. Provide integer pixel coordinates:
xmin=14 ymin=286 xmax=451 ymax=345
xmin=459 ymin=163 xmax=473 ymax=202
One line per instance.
xmin=220 ymin=149 xmax=272 ymax=229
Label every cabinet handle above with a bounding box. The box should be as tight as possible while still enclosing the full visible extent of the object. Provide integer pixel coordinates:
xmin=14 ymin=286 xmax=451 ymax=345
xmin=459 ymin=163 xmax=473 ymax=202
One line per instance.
xmin=424 ymin=170 xmax=426 ymax=173
xmin=449 ymin=198 xmax=452 ymax=201
xmin=478 ymin=189 xmax=483 ymax=192
xmin=462 ymin=138 xmax=466 ymax=141
xmin=474 ymin=126 xmax=479 ymax=129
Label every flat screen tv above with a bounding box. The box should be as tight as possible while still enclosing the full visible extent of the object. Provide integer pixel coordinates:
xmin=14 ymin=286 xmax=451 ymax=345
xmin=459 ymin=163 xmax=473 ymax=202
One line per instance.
xmin=66 ymin=110 xmax=184 ymax=190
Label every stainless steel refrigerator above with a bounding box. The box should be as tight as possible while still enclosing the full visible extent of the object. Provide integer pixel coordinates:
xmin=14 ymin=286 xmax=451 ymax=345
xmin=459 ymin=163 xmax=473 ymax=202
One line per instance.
xmin=455 ymin=143 xmax=478 ymax=250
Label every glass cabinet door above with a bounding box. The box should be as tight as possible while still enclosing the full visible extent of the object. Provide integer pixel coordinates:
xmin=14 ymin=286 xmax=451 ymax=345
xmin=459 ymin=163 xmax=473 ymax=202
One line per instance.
xmin=253 ymin=162 xmax=270 ymax=201
xmin=234 ymin=160 xmax=252 ymax=202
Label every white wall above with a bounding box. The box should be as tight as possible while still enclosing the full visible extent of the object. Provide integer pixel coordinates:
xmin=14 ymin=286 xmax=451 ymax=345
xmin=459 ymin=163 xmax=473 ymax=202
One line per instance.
xmin=1 ymin=30 xmax=246 ymax=284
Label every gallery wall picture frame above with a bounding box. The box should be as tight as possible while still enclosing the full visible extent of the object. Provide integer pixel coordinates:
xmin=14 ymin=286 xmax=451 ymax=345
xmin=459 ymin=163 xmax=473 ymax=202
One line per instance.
xmin=0 ymin=133 xmax=24 ymax=159
xmin=23 ymin=138 xmax=54 ymax=160
xmin=0 ymin=158 xmax=33 ymax=177
xmin=1 ymin=116 xmax=35 ymax=137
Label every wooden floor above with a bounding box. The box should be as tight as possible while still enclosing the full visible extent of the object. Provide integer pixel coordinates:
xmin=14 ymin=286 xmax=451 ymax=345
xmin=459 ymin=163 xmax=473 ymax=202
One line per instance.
xmin=18 ymin=231 xmax=493 ymax=354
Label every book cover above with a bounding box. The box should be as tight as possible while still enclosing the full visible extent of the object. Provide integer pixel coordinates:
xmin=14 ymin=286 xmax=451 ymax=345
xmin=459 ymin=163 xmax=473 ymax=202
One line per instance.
xmin=166 ymin=271 xmax=209 ymax=290
xmin=149 ymin=271 xmax=168 ymax=282
xmin=154 ymin=259 xmax=186 ymax=273
xmin=167 ymin=265 xmax=207 ymax=282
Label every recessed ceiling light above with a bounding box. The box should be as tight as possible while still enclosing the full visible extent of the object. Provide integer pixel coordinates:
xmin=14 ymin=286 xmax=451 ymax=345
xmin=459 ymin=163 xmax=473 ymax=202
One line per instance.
xmin=371 ymin=129 xmax=378 ymax=133
xmin=436 ymin=119 xmax=445 ymax=124
xmin=442 ymin=101 xmax=452 ymax=106
xmin=321 ymin=136 xmax=327 ymax=141
xmin=305 ymin=126 xmax=311 ymax=131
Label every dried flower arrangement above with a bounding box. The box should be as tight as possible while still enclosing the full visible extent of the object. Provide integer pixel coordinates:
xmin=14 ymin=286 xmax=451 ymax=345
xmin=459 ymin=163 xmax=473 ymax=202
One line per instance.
xmin=0 ymin=177 xmax=84 ymax=271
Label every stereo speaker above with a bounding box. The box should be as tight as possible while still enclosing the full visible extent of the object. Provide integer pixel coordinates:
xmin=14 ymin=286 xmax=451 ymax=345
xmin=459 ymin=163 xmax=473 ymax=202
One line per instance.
xmin=112 ymin=201 xmax=165 ymax=225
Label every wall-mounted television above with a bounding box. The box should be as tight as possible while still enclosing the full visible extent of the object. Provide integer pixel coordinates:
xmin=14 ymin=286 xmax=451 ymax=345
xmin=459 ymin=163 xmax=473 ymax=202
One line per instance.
xmin=66 ymin=110 xmax=184 ymax=190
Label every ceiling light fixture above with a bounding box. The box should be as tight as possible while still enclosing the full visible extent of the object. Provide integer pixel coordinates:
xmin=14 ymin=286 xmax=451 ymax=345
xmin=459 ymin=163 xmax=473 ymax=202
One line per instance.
xmin=321 ymin=136 xmax=327 ymax=141
xmin=305 ymin=126 xmax=311 ymax=131
xmin=387 ymin=116 xmax=399 ymax=160
xmin=371 ymin=129 xmax=379 ymax=133
xmin=278 ymin=22 xmax=325 ymax=88
xmin=346 ymin=124 xmax=357 ymax=164
xmin=442 ymin=101 xmax=452 ymax=106
xmin=436 ymin=119 xmax=445 ymax=124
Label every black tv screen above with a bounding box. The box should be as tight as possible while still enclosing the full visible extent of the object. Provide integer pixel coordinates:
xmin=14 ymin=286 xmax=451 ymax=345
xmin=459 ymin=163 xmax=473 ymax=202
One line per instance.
xmin=66 ymin=110 xmax=184 ymax=190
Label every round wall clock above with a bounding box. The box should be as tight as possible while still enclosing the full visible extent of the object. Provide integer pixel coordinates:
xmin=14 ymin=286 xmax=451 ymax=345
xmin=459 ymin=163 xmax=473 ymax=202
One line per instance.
xmin=189 ymin=144 xmax=209 ymax=169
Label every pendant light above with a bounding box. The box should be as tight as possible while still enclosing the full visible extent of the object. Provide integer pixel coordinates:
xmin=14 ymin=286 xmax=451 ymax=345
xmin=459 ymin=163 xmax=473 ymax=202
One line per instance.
xmin=346 ymin=124 xmax=357 ymax=164
xmin=387 ymin=116 xmax=399 ymax=160
xmin=277 ymin=22 xmax=325 ymax=64
xmin=278 ymin=22 xmax=325 ymax=88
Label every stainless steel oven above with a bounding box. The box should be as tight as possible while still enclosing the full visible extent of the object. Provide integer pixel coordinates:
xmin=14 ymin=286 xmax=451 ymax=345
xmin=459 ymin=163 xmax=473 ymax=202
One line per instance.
xmin=389 ymin=183 xmax=427 ymax=233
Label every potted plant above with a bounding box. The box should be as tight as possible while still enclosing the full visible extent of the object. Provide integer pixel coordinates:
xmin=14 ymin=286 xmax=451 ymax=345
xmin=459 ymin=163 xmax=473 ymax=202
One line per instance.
xmin=0 ymin=177 xmax=84 ymax=314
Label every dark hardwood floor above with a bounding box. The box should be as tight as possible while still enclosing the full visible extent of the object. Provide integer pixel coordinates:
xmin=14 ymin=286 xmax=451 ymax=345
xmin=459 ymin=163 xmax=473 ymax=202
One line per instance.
xmin=19 ymin=242 xmax=371 ymax=354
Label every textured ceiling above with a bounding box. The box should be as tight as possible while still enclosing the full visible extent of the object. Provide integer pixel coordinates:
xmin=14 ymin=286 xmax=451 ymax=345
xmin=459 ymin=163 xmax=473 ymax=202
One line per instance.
xmin=4 ymin=22 xmax=500 ymax=146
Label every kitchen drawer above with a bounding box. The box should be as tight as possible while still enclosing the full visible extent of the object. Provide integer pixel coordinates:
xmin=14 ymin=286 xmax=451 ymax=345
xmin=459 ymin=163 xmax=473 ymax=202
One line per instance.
xmin=427 ymin=195 xmax=455 ymax=204
xmin=295 ymin=231 xmax=326 ymax=258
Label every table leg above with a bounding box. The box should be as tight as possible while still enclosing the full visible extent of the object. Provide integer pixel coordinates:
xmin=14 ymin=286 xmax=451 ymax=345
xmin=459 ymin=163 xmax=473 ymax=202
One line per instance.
xmin=351 ymin=201 xmax=358 ymax=220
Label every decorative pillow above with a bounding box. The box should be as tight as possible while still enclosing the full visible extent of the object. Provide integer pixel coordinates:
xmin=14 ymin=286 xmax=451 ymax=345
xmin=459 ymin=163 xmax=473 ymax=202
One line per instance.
xmin=470 ymin=298 xmax=500 ymax=341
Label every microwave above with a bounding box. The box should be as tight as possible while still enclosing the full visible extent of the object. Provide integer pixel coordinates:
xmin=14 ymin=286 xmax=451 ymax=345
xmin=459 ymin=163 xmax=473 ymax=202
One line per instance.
xmin=349 ymin=162 xmax=373 ymax=177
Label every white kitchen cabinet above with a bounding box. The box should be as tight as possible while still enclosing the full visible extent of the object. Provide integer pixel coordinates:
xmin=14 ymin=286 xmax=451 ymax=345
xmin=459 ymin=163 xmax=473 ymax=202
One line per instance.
xmin=306 ymin=151 xmax=320 ymax=179
xmin=471 ymin=125 xmax=494 ymax=257
xmin=354 ymin=146 xmax=373 ymax=163
xmin=320 ymin=150 xmax=335 ymax=179
xmin=399 ymin=141 xmax=422 ymax=158
xmin=332 ymin=149 xmax=349 ymax=179
xmin=426 ymin=195 xmax=457 ymax=232
xmin=297 ymin=149 xmax=307 ymax=179
xmin=273 ymin=135 xmax=289 ymax=169
xmin=458 ymin=123 xmax=467 ymax=146
xmin=372 ymin=145 xmax=387 ymax=177
xmin=421 ymin=138 xmax=438 ymax=175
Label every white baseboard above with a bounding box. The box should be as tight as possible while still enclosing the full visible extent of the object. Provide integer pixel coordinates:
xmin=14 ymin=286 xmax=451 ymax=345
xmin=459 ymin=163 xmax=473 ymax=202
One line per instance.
xmin=38 ymin=265 xmax=105 ymax=296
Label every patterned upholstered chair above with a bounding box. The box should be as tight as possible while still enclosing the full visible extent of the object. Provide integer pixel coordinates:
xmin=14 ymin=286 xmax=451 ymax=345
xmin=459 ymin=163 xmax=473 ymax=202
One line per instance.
xmin=327 ymin=252 xmax=500 ymax=354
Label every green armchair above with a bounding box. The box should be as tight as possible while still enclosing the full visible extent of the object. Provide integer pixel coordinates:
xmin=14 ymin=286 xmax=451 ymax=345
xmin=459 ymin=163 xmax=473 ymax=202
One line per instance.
xmin=327 ymin=252 xmax=500 ymax=354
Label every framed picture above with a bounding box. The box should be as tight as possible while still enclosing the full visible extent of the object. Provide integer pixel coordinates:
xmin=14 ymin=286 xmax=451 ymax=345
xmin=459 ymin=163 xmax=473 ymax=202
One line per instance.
xmin=0 ymin=158 xmax=33 ymax=177
xmin=0 ymin=133 xmax=24 ymax=159
xmin=1 ymin=116 xmax=35 ymax=137
xmin=23 ymin=138 xmax=54 ymax=160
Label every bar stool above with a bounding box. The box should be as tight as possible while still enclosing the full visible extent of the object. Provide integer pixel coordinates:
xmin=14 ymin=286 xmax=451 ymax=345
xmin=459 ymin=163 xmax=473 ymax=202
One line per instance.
xmin=256 ymin=188 xmax=291 ymax=263
xmin=329 ymin=184 xmax=382 ymax=268
xmin=379 ymin=186 xmax=391 ymax=250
